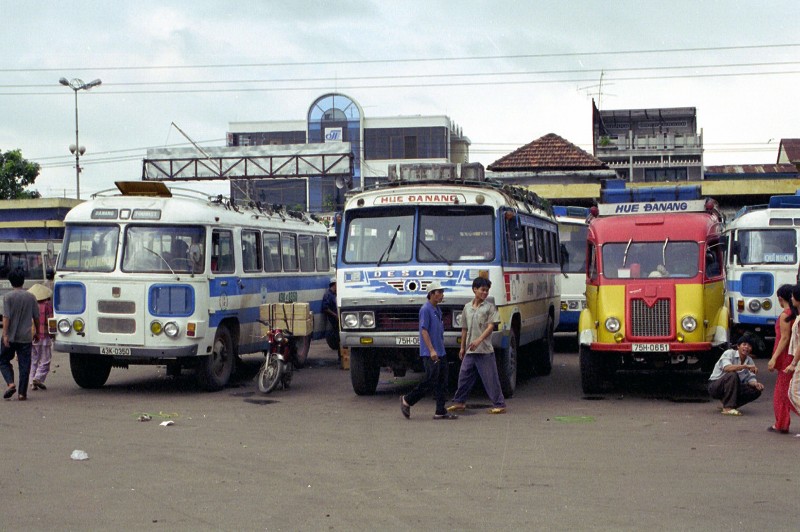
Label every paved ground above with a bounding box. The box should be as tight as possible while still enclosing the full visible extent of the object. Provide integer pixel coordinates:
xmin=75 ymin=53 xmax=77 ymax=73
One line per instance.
xmin=0 ymin=338 xmax=796 ymax=531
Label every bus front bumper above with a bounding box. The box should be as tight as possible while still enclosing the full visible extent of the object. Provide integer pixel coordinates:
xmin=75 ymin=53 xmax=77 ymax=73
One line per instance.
xmin=54 ymin=341 xmax=199 ymax=359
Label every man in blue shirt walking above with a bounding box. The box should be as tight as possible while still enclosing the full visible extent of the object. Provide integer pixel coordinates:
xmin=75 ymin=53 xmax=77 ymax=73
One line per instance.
xmin=400 ymin=281 xmax=457 ymax=420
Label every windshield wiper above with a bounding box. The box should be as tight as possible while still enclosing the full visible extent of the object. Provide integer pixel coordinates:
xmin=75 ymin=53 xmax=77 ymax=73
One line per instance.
xmin=417 ymin=237 xmax=451 ymax=265
xmin=622 ymin=238 xmax=632 ymax=267
xmin=377 ymin=225 xmax=401 ymax=267
xmin=143 ymin=246 xmax=175 ymax=275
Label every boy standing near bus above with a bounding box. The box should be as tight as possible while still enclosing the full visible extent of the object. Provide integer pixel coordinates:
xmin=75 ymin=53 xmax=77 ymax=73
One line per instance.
xmin=400 ymin=282 xmax=456 ymax=420
xmin=448 ymin=277 xmax=507 ymax=414
xmin=29 ymin=283 xmax=53 ymax=390
xmin=0 ymin=268 xmax=39 ymax=401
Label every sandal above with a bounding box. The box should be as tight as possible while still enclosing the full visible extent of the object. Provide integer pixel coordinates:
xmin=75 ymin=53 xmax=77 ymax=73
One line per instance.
xmin=446 ymin=403 xmax=466 ymax=413
xmin=3 ymin=386 xmax=16 ymax=399
xmin=488 ymin=407 xmax=507 ymax=415
xmin=721 ymin=408 xmax=742 ymax=416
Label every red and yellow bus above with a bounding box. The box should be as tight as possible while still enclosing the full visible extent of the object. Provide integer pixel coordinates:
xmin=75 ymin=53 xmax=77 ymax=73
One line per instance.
xmin=578 ymin=184 xmax=728 ymax=393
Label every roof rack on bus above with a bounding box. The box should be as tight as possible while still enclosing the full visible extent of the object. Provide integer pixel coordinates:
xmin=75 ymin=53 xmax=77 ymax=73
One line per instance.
xmin=353 ymin=163 xmax=552 ymax=216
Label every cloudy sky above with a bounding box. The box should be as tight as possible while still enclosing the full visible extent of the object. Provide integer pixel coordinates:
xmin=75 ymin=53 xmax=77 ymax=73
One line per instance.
xmin=1 ymin=1 xmax=797 ymax=198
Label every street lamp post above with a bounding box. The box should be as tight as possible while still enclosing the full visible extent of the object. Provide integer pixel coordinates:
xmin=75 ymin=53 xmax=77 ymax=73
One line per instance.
xmin=59 ymin=77 xmax=101 ymax=199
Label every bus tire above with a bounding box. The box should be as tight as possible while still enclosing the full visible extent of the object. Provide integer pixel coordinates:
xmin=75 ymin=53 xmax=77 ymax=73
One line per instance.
xmin=350 ymin=348 xmax=380 ymax=395
xmin=70 ymin=353 xmax=112 ymax=389
xmin=497 ymin=328 xmax=518 ymax=398
xmin=294 ymin=335 xmax=312 ymax=368
xmin=533 ymin=314 xmax=555 ymax=376
xmin=579 ymin=346 xmax=609 ymax=394
xmin=198 ymin=325 xmax=234 ymax=391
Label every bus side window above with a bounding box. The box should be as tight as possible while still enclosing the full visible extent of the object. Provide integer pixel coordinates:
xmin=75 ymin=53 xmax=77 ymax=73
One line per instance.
xmin=314 ymin=235 xmax=330 ymax=271
xmin=588 ymin=245 xmax=598 ymax=280
xmin=211 ymin=230 xmax=235 ymax=273
xmin=705 ymin=247 xmax=722 ymax=278
xmin=263 ymin=231 xmax=281 ymax=272
xmin=298 ymin=234 xmax=315 ymax=272
xmin=282 ymin=233 xmax=299 ymax=272
xmin=242 ymin=230 xmax=262 ymax=272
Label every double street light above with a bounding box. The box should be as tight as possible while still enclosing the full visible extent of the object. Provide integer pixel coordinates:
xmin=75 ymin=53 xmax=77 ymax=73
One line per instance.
xmin=59 ymin=77 xmax=102 ymax=199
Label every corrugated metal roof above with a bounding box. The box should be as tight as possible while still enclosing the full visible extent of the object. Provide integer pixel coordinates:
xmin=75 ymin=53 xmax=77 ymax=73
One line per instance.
xmin=704 ymin=163 xmax=798 ymax=174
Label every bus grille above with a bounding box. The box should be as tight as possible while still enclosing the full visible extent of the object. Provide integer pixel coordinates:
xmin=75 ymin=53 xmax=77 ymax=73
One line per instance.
xmin=98 ymin=317 xmax=136 ymax=334
xmin=630 ymin=299 xmax=671 ymax=337
xmin=375 ymin=309 xmax=454 ymax=331
xmin=98 ymin=300 xmax=136 ymax=314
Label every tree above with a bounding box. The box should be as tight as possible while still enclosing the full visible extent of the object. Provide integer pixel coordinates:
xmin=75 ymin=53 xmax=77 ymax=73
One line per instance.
xmin=0 ymin=149 xmax=41 ymax=199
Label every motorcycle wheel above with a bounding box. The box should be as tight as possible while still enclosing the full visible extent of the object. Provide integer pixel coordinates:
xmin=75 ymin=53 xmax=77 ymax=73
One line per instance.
xmin=257 ymin=354 xmax=283 ymax=394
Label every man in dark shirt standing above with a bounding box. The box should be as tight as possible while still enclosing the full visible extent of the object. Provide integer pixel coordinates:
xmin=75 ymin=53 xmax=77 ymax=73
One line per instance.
xmin=1 ymin=268 xmax=40 ymax=401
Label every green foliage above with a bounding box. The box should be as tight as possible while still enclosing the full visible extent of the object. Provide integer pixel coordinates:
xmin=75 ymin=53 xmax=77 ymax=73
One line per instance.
xmin=0 ymin=149 xmax=41 ymax=199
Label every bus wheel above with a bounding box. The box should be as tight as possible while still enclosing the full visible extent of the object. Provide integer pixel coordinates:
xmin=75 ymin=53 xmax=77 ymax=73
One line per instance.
xmin=293 ymin=335 xmax=312 ymax=368
xmin=579 ymin=346 xmax=609 ymax=394
xmin=350 ymin=348 xmax=380 ymax=395
xmin=70 ymin=353 xmax=112 ymax=389
xmin=198 ymin=326 xmax=234 ymax=391
xmin=533 ymin=314 xmax=555 ymax=376
xmin=497 ymin=328 xmax=518 ymax=398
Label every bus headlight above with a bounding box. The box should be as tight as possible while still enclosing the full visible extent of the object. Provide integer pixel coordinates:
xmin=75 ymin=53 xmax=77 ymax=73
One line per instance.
xmin=342 ymin=311 xmax=376 ymax=329
xmin=73 ymin=319 xmax=85 ymax=333
xmin=150 ymin=321 xmax=163 ymax=335
xmin=164 ymin=322 xmax=180 ymax=338
xmin=453 ymin=311 xmax=463 ymax=328
xmin=761 ymin=299 xmax=773 ymax=311
xmin=361 ymin=312 xmax=375 ymax=328
xmin=747 ymin=299 xmax=761 ymax=312
xmin=681 ymin=316 xmax=697 ymax=332
xmin=343 ymin=313 xmax=360 ymax=329
xmin=604 ymin=317 xmax=621 ymax=333
xmin=57 ymin=319 xmax=72 ymax=334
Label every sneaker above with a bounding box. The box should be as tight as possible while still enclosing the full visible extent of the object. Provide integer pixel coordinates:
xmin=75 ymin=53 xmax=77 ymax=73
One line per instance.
xmin=488 ymin=407 xmax=507 ymax=414
xmin=400 ymin=396 xmax=410 ymax=419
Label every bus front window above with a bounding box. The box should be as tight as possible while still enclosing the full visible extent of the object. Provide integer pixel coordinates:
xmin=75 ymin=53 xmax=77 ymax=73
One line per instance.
xmin=59 ymin=225 xmax=120 ymax=272
xmin=418 ymin=206 xmax=494 ymax=263
xmin=343 ymin=209 xmax=414 ymax=264
xmin=602 ymin=241 xmax=699 ymax=279
xmin=560 ymin=224 xmax=588 ymax=273
xmin=122 ymin=225 xmax=205 ymax=273
xmin=737 ymin=229 xmax=797 ymax=265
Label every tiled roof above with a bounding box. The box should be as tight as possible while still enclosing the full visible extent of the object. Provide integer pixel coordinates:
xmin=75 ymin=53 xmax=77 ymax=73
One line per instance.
xmin=778 ymin=139 xmax=800 ymax=163
xmin=704 ymin=163 xmax=798 ymax=174
xmin=488 ymin=133 xmax=607 ymax=171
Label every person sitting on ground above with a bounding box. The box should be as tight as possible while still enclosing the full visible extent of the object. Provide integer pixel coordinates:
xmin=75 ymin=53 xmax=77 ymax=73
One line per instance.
xmin=707 ymin=333 xmax=764 ymax=416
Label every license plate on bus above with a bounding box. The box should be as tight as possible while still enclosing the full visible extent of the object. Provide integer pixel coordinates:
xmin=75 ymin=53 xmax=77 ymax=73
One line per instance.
xmin=631 ymin=343 xmax=669 ymax=353
xmin=101 ymin=347 xmax=131 ymax=356
xmin=396 ymin=337 xmax=419 ymax=346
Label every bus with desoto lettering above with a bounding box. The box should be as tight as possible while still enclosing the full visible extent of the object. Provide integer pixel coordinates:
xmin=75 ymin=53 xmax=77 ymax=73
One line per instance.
xmin=335 ymin=163 xmax=560 ymax=397
xmin=724 ymin=192 xmax=800 ymax=354
xmin=578 ymin=183 xmax=728 ymax=393
xmin=554 ymin=206 xmax=589 ymax=333
xmin=52 ymin=181 xmax=332 ymax=390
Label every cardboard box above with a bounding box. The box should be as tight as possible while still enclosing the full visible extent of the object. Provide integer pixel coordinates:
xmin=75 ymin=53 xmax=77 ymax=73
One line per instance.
xmin=259 ymin=303 xmax=313 ymax=336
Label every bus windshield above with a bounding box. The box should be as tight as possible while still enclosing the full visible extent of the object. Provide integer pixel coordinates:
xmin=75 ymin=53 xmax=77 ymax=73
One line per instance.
xmin=737 ymin=229 xmax=797 ymax=265
xmin=122 ymin=225 xmax=206 ymax=273
xmin=560 ymin=223 xmax=588 ymax=274
xmin=343 ymin=208 xmax=414 ymax=264
xmin=59 ymin=225 xmax=120 ymax=272
xmin=602 ymin=241 xmax=699 ymax=279
xmin=417 ymin=206 xmax=494 ymax=263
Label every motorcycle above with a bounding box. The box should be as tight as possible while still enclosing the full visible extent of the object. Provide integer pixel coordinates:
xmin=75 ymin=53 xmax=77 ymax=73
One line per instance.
xmin=257 ymin=327 xmax=297 ymax=394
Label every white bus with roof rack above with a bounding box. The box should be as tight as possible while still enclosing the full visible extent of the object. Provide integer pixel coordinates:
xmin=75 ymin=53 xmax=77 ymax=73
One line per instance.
xmin=52 ymin=181 xmax=332 ymax=390
xmin=335 ymin=163 xmax=561 ymax=397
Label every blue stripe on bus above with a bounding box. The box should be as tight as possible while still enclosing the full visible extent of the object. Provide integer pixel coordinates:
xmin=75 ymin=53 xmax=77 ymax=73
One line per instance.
xmin=736 ymin=315 xmax=775 ymax=326
xmin=208 ymin=275 xmax=328 ymax=297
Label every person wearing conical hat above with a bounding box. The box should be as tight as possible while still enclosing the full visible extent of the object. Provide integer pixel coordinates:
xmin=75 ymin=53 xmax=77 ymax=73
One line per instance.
xmin=28 ymin=283 xmax=53 ymax=391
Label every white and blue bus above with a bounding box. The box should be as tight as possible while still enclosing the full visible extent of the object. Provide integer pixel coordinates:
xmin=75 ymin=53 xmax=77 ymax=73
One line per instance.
xmin=52 ymin=181 xmax=332 ymax=390
xmin=336 ymin=164 xmax=561 ymax=397
xmin=554 ymin=206 xmax=589 ymax=333
xmin=724 ymin=192 xmax=800 ymax=354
